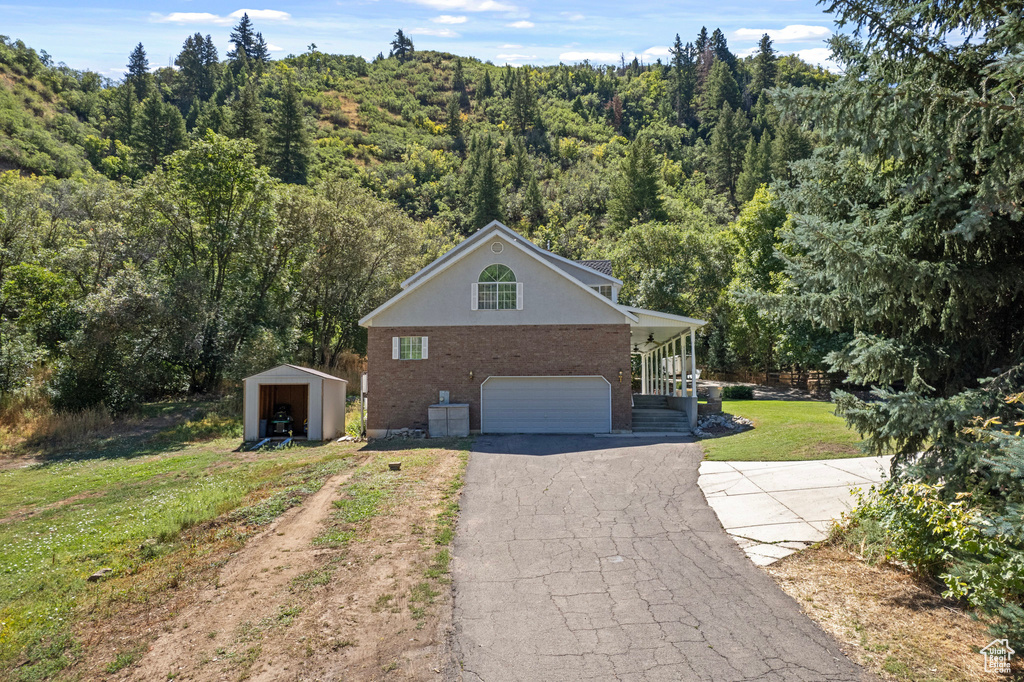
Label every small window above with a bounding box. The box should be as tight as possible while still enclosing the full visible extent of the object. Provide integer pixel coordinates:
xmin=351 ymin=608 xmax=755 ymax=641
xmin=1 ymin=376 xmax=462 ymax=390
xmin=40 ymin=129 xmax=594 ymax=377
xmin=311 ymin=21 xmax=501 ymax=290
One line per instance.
xmin=477 ymin=264 xmax=518 ymax=310
xmin=393 ymin=336 xmax=428 ymax=360
xmin=592 ymin=284 xmax=613 ymax=299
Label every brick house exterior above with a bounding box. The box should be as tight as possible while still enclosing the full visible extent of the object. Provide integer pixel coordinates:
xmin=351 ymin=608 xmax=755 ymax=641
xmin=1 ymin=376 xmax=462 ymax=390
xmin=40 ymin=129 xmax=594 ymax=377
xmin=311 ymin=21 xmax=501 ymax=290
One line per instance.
xmin=359 ymin=221 xmax=706 ymax=436
xmin=366 ymin=324 xmax=633 ymax=433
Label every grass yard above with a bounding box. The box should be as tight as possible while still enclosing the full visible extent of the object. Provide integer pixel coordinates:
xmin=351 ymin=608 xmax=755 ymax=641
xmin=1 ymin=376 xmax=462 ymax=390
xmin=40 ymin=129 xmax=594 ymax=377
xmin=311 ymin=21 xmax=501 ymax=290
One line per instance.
xmin=701 ymin=399 xmax=866 ymax=461
xmin=0 ymin=402 xmax=468 ymax=681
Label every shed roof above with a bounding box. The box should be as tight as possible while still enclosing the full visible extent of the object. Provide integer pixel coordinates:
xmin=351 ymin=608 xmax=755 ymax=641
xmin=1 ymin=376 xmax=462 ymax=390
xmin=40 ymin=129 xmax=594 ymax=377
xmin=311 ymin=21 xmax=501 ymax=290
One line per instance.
xmin=243 ymin=364 xmax=348 ymax=383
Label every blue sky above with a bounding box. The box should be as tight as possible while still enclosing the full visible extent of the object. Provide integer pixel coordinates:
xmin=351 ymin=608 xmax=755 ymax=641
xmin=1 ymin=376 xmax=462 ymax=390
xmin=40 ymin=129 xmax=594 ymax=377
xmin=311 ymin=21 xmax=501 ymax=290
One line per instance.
xmin=1 ymin=0 xmax=839 ymax=77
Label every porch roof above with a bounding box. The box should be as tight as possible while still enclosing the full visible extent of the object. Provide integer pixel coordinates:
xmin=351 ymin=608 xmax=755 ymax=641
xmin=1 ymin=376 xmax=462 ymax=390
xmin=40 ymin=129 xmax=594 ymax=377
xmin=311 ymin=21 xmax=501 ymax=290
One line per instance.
xmin=621 ymin=306 xmax=707 ymax=350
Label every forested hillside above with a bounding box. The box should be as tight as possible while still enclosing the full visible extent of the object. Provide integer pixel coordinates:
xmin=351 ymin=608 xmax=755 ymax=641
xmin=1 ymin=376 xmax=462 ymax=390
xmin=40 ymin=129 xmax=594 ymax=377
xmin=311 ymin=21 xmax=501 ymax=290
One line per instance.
xmin=0 ymin=21 xmax=834 ymax=412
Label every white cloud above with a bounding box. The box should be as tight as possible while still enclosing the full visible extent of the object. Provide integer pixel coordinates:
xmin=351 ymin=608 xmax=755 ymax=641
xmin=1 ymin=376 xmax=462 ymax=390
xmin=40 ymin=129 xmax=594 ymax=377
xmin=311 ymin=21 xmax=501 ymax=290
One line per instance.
xmin=403 ymin=0 xmax=517 ymax=12
xmin=496 ymin=53 xmax=536 ymax=62
xmin=507 ymin=20 xmax=534 ymax=29
xmin=229 ymin=8 xmax=292 ymax=21
xmin=793 ymin=47 xmax=836 ymax=69
xmin=153 ymin=12 xmax=229 ymax=24
xmin=500 ymin=43 xmax=522 ymax=48
xmin=641 ymin=45 xmax=671 ymax=60
xmin=734 ymin=24 xmax=830 ymax=42
xmin=152 ymin=8 xmax=291 ymax=25
xmin=267 ymin=43 xmax=284 ymax=51
xmin=559 ymin=51 xmax=622 ymax=63
xmin=561 ymin=12 xmax=584 ymax=21
xmin=432 ymin=14 xmax=467 ymax=23
xmin=409 ymin=27 xmax=460 ymax=37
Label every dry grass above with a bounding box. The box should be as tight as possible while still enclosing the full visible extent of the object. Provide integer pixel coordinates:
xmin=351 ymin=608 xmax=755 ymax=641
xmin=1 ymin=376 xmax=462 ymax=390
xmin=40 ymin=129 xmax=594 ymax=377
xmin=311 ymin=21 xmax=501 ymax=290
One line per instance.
xmin=23 ymin=406 xmax=115 ymax=449
xmin=766 ymin=544 xmax=1022 ymax=681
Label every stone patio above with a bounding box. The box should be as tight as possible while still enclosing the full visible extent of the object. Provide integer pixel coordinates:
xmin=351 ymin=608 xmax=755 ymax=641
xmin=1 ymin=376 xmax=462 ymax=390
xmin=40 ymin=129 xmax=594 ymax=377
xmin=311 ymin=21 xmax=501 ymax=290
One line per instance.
xmin=698 ymin=456 xmax=892 ymax=566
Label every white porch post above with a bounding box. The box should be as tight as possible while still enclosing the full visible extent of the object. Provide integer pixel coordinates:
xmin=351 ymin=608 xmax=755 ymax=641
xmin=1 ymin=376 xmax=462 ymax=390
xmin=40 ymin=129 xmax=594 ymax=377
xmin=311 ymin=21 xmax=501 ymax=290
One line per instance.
xmin=642 ymin=352 xmax=648 ymax=395
xmin=676 ymin=334 xmax=683 ymax=396
xmin=654 ymin=345 xmax=660 ymax=395
xmin=659 ymin=344 xmax=666 ymax=395
xmin=690 ymin=328 xmax=697 ymax=397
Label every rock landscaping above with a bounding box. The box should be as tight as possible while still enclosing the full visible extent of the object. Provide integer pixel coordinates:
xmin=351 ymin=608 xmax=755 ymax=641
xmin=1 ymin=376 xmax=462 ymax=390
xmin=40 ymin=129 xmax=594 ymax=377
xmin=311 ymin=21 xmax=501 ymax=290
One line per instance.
xmin=694 ymin=412 xmax=754 ymax=438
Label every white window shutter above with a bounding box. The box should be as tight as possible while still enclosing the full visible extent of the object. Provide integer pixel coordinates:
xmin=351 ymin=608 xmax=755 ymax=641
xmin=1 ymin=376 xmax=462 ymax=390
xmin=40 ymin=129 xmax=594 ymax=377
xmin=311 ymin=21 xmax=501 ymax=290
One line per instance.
xmin=392 ymin=337 xmax=400 ymax=360
xmin=421 ymin=336 xmax=428 ymax=359
xmin=516 ymin=282 xmax=523 ymax=310
xmin=471 ymin=282 xmax=479 ymax=310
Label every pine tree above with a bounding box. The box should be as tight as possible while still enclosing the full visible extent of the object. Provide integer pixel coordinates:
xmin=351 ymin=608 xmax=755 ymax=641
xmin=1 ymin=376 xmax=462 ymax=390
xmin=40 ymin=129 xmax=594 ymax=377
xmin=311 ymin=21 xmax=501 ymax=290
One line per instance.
xmin=228 ymin=13 xmax=256 ymax=68
xmin=707 ymin=102 xmax=750 ymax=199
xmin=113 ymin=81 xmax=137 ymax=143
xmin=175 ymin=33 xmax=218 ymax=105
xmin=478 ymin=70 xmax=494 ymax=99
xmin=126 ymin=43 xmax=150 ymax=99
xmin=695 ymin=27 xmax=709 ymax=55
xmin=507 ymin=139 xmax=530 ymax=190
xmin=735 ymin=132 xmax=772 ymax=203
xmin=390 ymin=30 xmax=414 ymax=62
xmin=750 ymin=34 xmax=777 ymax=103
xmin=523 ymin=173 xmax=545 ymax=226
xmin=669 ymin=35 xmax=696 ymax=124
xmin=771 ymin=121 xmax=812 ymax=181
xmin=510 ymin=68 xmax=537 ymax=134
xmin=698 ymin=60 xmax=741 ymax=131
xmin=269 ymin=77 xmax=310 ymax=184
xmin=445 ymin=94 xmax=463 ymax=149
xmin=452 ymin=58 xmax=466 ymax=94
xmin=468 ymin=134 xmax=502 ymax=229
xmin=608 ymin=137 xmax=664 ymax=230
xmin=229 ymin=76 xmax=264 ymax=145
xmin=709 ymin=28 xmax=736 ymax=71
xmin=134 ymin=93 xmax=186 ymax=171
xmin=766 ymin=6 xmax=1024 ymax=621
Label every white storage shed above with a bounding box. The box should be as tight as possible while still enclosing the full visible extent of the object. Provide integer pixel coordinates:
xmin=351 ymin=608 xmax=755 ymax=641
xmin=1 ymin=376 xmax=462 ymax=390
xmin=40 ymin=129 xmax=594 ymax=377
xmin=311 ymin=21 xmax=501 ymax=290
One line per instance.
xmin=243 ymin=365 xmax=347 ymax=441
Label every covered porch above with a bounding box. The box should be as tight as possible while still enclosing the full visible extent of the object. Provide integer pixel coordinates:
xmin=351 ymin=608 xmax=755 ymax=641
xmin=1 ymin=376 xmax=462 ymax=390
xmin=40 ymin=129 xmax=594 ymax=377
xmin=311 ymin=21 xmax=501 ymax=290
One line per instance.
xmin=624 ymin=307 xmax=707 ymax=431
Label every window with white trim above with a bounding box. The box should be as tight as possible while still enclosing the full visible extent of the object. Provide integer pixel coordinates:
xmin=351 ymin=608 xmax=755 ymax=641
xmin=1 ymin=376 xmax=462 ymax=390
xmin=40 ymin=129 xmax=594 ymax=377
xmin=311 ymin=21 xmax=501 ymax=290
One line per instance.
xmin=474 ymin=264 xmax=520 ymax=310
xmin=592 ymin=284 xmax=613 ymax=299
xmin=392 ymin=336 xmax=428 ymax=360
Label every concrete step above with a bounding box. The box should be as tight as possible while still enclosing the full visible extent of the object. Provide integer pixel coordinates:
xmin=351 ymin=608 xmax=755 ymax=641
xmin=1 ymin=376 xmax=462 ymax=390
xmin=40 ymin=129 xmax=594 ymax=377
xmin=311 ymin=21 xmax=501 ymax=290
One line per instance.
xmin=632 ymin=396 xmax=669 ymax=408
xmin=632 ymin=425 xmax=692 ymax=433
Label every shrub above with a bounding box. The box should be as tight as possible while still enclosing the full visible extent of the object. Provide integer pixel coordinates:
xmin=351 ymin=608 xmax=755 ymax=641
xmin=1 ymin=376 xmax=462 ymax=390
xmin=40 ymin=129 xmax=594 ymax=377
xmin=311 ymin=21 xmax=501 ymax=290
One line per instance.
xmin=722 ymin=385 xmax=754 ymax=400
xmin=850 ymin=483 xmax=1024 ymax=647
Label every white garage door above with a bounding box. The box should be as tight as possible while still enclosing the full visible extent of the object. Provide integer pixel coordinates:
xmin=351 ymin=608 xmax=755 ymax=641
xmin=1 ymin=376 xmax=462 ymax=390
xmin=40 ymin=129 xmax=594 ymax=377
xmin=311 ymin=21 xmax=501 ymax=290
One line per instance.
xmin=480 ymin=376 xmax=611 ymax=434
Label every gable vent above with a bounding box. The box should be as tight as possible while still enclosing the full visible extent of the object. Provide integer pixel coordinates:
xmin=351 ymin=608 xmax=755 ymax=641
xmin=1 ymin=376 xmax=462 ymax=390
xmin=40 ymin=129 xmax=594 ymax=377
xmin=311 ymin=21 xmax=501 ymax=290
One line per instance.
xmin=491 ymin=242 xmax=503 ymax=254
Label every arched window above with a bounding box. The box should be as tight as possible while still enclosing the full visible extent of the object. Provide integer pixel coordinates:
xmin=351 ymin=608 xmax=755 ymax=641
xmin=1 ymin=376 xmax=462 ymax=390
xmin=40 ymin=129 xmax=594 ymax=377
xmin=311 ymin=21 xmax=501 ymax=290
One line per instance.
xmin=476 ymin=264 xmax=518 ymax=310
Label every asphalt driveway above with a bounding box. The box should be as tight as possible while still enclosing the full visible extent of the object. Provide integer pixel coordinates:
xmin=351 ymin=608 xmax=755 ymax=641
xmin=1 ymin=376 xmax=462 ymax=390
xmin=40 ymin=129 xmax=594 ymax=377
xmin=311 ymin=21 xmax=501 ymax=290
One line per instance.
xmin=451 ymin=435 xmax=868 ymax=681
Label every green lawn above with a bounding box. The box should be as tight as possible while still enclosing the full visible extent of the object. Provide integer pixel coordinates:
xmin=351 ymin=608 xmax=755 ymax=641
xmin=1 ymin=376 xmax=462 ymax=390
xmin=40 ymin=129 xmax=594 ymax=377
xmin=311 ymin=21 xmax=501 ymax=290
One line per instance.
xmin=0 ymin=407 xmax=363 ymax=680
xmin=701 ymin=399 xmax=866 ymax=461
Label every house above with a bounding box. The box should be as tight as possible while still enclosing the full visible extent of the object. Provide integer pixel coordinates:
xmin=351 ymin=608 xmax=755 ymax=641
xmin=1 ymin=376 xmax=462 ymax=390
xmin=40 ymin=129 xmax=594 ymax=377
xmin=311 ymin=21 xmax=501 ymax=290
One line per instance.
xmin=358 ymin=221 xmax=706 ymax=437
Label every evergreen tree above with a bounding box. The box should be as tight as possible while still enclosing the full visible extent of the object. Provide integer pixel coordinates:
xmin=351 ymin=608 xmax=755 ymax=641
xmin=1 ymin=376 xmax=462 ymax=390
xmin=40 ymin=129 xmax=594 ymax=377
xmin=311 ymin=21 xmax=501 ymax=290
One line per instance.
xmin=510 ymin=68 xmax=538 ymax=134
xmin=523 ymin=173 xmax=545 ymax=226
xmin=507 ymin=139 xmax=530 ymax=190
xmin=695 ymin=27 xmax=709 ymax=55
xmin=608 ymin=137 xmax=664 ymax=230
xmin=478 ymin=70 xmax=494 ymax=99
xmin=175 ymin=33 xmax=218 ymax=105
xmin=113 ymin=81 xmax=137 ymax=143
xmin=390 ymin=30 xmax=414 ymax=62
xmin=749 ymin=34 xmax=777 ymax=103
xmin=228 ymin=13 xmax=256 ymax=68
xmin=126 ymin=43 xmax=150 ymax=99
xmin=269 ymin=77 xmax=310 ymax=184
xmin=735 ymin=132 xmax=772 ymax=203
xmin=767 ymin=4 xmax=1024 ymax=644
xmin=669 ymin=35 xmax=696 ymax=124
xmin=192 ymin=99 xmax=226 ymax=135
xmin=452 ymin=57 xmax=467 ymax=104
xmin=770 ymin=121 xmax=812 ymax=181
xmin=707 ymin=102 xmax=750 ymax=199
xmin=134 ymin=93 xmax=186 ymax=171
xmin=709 ymin=28 xmax=736 ymax=72
xmin=229 ymin=76 xmax=264 ymax=145
xmin=468 ymin=134 xmax=502 ymax=229
xmin=445 ymin=94 xmax=463 ymax=149
xmin=698 ymin=59 xmax=741 ymax=131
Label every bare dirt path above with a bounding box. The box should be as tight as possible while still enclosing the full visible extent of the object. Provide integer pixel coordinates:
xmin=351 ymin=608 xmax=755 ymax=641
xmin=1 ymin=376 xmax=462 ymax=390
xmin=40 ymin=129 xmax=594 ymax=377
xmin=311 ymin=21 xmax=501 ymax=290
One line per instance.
xmin=127 ymin=469 xmax=357 ymax=681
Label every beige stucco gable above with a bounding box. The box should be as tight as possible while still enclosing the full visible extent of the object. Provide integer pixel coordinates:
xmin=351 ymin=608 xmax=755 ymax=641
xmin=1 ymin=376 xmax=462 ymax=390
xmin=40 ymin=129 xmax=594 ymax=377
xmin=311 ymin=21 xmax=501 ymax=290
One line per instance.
xmin=366 ymin=233 xmax=632 ymax=327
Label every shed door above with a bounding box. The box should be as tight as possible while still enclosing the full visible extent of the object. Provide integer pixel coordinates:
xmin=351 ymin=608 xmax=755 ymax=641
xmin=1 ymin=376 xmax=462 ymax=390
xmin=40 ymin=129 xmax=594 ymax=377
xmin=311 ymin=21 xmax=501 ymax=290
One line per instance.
xmin=480 ymin=376 xmax=611 ymax=434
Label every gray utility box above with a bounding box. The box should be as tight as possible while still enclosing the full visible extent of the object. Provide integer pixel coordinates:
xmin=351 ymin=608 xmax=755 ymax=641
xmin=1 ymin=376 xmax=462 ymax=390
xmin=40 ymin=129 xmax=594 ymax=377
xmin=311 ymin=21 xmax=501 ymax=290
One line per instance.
xmin=428 ymin=403 xmax=470 ymax=438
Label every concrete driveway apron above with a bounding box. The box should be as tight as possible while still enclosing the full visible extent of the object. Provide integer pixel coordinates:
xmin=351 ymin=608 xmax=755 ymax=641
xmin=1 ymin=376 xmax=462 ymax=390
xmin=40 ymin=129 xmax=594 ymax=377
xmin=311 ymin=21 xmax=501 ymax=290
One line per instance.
xmin=452 ymin=435 xmax=869 ymax=682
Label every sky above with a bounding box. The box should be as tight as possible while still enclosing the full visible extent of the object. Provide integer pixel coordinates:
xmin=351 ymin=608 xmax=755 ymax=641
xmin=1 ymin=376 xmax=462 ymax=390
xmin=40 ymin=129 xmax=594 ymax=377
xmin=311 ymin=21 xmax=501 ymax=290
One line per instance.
xmin=0 ymin=0 xmax=840 ymax=78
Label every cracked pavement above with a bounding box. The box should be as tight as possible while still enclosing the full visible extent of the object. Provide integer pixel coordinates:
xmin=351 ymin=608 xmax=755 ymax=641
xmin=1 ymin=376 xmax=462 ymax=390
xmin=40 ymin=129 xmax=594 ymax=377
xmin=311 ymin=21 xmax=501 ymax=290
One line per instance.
xmin=451 ymin=435 xmax=869 ymax=681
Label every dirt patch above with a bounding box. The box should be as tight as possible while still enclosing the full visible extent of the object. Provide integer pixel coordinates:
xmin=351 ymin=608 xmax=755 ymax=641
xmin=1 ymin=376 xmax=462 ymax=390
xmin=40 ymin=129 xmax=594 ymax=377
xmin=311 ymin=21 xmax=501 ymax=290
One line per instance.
xmin=105 ymin=444 xmax=463 ymax=681
xmin=766 ymin=544 xmax=1017 ymax=681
